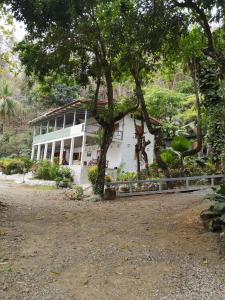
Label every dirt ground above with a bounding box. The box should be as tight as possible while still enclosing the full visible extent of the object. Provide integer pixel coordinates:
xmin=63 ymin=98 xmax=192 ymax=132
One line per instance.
xmin=0 ymin=181 xmax=225 ymax=300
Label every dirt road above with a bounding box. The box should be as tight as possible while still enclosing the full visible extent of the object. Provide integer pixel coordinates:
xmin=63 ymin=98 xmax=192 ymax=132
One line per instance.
xmin=0 ymin=181 xmax=225 ymax=300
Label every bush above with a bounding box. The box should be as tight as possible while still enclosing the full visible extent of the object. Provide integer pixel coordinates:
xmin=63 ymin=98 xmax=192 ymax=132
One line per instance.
xmin=117 ymin=171 xmax=136 ymax=181
xmin=33 ymin=161 xmax=72 ymax=184
xmin=0 ymin=157 xmax=33 ymax=175
xmin=201 ymin=184 xmax=225 ymax=232
xmin=171 ymin=136 xmax=191 ymax=153
xmin=87 ymin=166 xmax=99 ymax=194
xmin=74 ymin=185 xmax=84 ymax=200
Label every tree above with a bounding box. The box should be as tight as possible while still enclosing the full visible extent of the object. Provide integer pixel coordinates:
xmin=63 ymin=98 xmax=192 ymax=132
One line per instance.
xmin=0 ymin=81 xmax=19 ymax=133
xmin=7 ymin=0 xmax=138 ymax=196
xmin=172 ymin=1 xmax=225 ymax=167
xmin=113 ymin=0 xmax=186 ymax=178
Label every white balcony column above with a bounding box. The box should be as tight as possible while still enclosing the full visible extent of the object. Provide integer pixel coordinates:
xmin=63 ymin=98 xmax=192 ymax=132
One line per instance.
xmin=63 ymin=113 xmax=66 ymax=128
xmin=54 ymin=118 xmax=57 ymax=131
xmin=80 ymin=134 xmax=87 ymax=166
xmin=33 ymin=126 xmax=36 ymax=137
xmin=46 ymin=121 xmax=49 ymax=133
xmin=69 ymin=137 xmax=75 ymax=166
xmin=83 ymin=109 xmax=88 ymax=132
xmin=51 ymin=141 xmax=56 ymax=163
xmin=37 ymin=144 xmax=41 ymax=161
xmin=31 ymin=145 xmax=35 ymax=160
xmin=43 ymin=143 xmax=48 ymax=160
xmin=59 ymin=140 xmax=64 ymax=165
xmin=39 ymin=124 xmax=42 ymax=135
xmin=73 ymin=111 xmax=76 ymax=126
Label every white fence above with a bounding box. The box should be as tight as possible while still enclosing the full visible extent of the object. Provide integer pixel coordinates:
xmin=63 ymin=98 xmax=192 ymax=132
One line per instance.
xmin=108 ymin=174 xmax=225 ymax=198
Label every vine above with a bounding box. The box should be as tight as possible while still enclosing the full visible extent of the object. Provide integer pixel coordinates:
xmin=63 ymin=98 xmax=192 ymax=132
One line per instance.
xmin=198 ymin=58 xmax=225 ymax=168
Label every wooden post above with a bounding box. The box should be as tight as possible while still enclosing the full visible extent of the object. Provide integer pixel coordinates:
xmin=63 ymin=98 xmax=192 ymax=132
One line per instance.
xmin=211 ymin=177 xmax=215 ymax=187
xmin=186 ymin=179 xmax=189 ymax=188
xmin=69 ymin=138 xmax=75 ymax=166
xmin=159 ymin=182 xmax=162 ymax=191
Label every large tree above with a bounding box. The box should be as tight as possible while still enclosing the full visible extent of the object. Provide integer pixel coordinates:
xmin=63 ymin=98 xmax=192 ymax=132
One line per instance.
xmin=6 ymin=0 xmax=138 ymax=196
xmin=111 ymin=0 xmax=186 ymax=177
xmin=172 ymin=1 xmax=225 ymax=166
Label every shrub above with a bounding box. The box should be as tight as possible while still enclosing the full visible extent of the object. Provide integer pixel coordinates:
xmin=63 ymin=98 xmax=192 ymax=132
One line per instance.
xmin=0 ymin=157 xmax=33 ymax=175
xmin=105 ymin=175 xmax=112 ymax=183
xmin=87 ymin=166 xmax=99 ymax=194
xmin=117 ymin=171 xmax=136 ymax=181
xmin=171 ymin=136 xmax=191 ymax=153
xmin=201 ymin=184 xmax=225 ymax=232
xmin=74 ymin=185 xmax=84 ymax=200
xmin=33 ymin=161 xmax=72 ymax=183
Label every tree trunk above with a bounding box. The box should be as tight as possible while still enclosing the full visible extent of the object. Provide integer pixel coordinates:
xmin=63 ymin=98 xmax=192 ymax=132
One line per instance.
xmin=95 ymin=124 xmax=114 ymax=197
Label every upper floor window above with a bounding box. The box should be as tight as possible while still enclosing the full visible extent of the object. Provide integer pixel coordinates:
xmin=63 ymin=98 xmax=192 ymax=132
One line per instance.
xmin=34 ymin=125 xmax=41 ymax=136
xmin=76 ymin=112 xmax=85 ymax=125
xmin=56 ymin=115 xmax=64 ymax=130
xmin=65 ymin=112 xmax=75 ymax=127
xmin=48 ymin=119 xmax=55 ymax=133
xmin=41 ymin=121 xmax=48 ymax=134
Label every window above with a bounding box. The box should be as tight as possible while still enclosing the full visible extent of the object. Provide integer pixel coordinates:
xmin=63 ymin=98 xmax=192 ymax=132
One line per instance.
xmin=56 ymin=115 xmax=64 ymax=130
xmin=75 ymin=112 xmax=85 ymax=125
xmin=34 ymin=125 xmax=41 ymax=136
xmin=73 ymin=152 xmax=81 ymax=160
xmin=41 ymin=122 xmax=48 ymax=134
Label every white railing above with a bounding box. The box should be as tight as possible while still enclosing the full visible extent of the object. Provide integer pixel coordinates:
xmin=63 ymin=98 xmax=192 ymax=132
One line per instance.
xmin=33 ymin=123 xmax=84 ymax=144
xmin=107 ymin=174 xmax=225 ymax=198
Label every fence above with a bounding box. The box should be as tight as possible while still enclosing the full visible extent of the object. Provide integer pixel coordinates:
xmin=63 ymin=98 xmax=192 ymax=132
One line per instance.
xmin=108 ymin=174 xmax=225 ymax=198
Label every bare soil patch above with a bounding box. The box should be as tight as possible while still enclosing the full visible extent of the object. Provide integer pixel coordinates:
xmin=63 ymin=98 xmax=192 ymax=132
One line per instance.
xmin=0 ymin=181 xmax=225 ymax=300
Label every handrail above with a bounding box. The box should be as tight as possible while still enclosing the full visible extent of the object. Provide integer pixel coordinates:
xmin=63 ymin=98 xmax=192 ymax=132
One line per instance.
xmin=109 ymin=174 xmax=225 ymax=186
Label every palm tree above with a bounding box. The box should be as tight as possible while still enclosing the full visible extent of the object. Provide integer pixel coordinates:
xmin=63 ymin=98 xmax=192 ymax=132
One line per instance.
xmin=0 ymin=81 xmax=18 ymax=133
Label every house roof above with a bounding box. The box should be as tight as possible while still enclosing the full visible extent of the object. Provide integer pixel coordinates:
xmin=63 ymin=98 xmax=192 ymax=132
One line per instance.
xmin=30 ymin=98 xmax=161 ymax=126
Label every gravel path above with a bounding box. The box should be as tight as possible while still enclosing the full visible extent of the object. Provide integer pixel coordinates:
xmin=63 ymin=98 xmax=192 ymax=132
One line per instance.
xmin=0 ymin=181 xmax=225 ymax=300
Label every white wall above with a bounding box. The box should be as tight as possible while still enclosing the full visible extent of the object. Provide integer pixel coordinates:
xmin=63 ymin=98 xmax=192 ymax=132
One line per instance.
xmin=120 ymin=115 xmax=154 ymax=172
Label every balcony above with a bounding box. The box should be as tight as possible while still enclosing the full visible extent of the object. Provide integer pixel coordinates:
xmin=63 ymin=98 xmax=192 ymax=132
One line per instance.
xmin=33 ymin=123 xmax=84 ymax=144
xmin=85 ymin=124 xmax=123 ymax=141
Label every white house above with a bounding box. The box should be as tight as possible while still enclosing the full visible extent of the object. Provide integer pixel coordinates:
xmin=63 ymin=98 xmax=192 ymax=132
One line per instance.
xmin=30 ymin=100 xmax=156 ymax=184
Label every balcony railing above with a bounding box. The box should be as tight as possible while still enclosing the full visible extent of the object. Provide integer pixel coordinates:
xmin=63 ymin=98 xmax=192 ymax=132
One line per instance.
xmin=33 ymin=122 xmax=123 ymax=145
xmin=85 ymin=124 xmax=123 ymax=141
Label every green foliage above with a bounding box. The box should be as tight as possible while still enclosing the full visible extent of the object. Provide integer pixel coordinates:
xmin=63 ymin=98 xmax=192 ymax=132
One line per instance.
xmin=73 ymin=185 xmax=84 ymax=201
xmin=145 ymin=86 xmax=187 ymax=121
xmin=87 ymin=166 xmax=99 ymax=195
xmin=176 ymin=80 xmax=194 ymax=94
xmin=0 ymin=130 xmax=32 ymax=158
xmin=0 ymin=157 xmax=33 ymax=175
xmin=171 ymin=136 xmax=191 ymax=153
xmin=28 ymin=75 xmax=80 ymax=108
xmin=198 ymin=58 xmax=225 ymax=165
xmin=116 ymin=171 xmax=136 ymax=182
xmin=160 ymin=149 xmax=178 ymax=167
xmin=33 ymin=161 xmax=72 ymax=184
xmin=201 ymin=184 xmax=225 ymax=232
